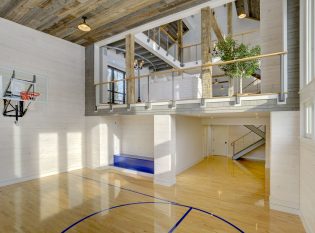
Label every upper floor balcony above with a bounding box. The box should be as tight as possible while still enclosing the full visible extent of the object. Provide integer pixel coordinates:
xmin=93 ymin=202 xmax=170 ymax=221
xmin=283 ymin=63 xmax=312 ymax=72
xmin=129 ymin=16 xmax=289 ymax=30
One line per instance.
xmin=86 ymin=0 xmax=298 ymax=116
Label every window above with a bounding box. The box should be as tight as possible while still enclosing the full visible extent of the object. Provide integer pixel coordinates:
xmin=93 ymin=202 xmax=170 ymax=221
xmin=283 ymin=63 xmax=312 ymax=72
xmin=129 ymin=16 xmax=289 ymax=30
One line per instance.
xmin=305 ymin=0 xmax=315 ymax=85
xmin=107 ymin=66 xmax=126 ymax=104
xmin=305 ymin=102 xmax=313 ymax=138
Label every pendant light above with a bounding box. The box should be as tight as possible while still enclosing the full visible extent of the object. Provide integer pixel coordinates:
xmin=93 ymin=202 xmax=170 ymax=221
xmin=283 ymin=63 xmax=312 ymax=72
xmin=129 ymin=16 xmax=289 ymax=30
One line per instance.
xmin=235 ymin=0 xmax=247 ymax=19
xmin=78 ymin=16 xmax=91 ymax=32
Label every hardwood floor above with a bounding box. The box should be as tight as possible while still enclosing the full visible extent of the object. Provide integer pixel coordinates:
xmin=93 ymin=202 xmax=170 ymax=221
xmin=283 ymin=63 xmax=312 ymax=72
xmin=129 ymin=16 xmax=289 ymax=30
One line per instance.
xmin=0 ymin=156 xmax=305 ymax=232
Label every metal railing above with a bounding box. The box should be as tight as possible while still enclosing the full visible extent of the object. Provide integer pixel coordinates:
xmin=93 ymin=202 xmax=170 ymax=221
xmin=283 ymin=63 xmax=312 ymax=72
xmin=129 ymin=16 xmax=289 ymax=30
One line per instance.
xmin=181 ymin=30 xmax=260 ymax=64
xmin=146 ymin=27 xmax=180 ymax=62
xmin=231 ymin=125 xmax=265 ymax=156
xmin=95 ymin=51 xmax=287 ymax=105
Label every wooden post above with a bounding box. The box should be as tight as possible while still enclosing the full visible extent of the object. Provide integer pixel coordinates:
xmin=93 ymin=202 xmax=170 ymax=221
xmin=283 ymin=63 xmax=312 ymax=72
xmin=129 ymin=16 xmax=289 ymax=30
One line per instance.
xmin=125 ymin=34 xmax=135 ymax=104
xmin=227 ymin=3 xmax=233 ymax=35
xmin=201 ymin=7 xmax=212 ymax=98
xmin=227 ymin=2 xmax=234 ymax=96
xmin=177 ymin=19 xmax=183 ymax=66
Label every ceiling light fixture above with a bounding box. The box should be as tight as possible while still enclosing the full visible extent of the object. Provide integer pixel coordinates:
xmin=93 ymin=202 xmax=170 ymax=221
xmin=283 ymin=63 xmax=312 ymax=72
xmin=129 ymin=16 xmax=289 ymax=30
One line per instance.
xmin=235 ymin=0 xmax=248 ymax=19
xmin=238 ymin=13 xmax=247 ymax=19
xmin=78 ymin=16 xmax=91 ymax=32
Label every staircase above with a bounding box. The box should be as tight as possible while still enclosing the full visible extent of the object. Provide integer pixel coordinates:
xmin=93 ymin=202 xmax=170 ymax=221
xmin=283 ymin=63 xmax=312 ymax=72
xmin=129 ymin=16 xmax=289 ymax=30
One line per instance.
xmin=231 ymin=125 xmax=265 ymax=160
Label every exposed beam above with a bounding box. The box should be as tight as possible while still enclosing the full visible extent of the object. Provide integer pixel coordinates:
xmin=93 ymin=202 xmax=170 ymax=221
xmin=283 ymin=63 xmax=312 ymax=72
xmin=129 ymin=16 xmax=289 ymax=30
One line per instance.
xmin=210 ymin=10 xmax=224 ymax=41
xmin=201 ymin=7 xmax=212 ymax=98
xmin=125 ymin=34 xmax=135 ymax=104
xmin=177 ymin=19 xmax=184 ymax=66
xmin=227 ymin=2 xmax=234 ymax=96
xmin=227 ymin=2 xmax=233 ymax=35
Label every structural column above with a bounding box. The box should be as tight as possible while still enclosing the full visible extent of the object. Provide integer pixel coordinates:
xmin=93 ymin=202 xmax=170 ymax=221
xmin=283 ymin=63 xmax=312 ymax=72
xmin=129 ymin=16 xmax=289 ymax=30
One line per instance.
xmin=227 ymin=3 xmax=234 ymax=96
xmin=177 ymin=19 xmax=184 ymax=66
xmin=154 ymin=115 xmax=176 ymax=186
xmin=269 ymin=111 xmax=300 ymax=214
xmin=201 ymin=7 xmax=212 ymax=98
xmin=125 ymin=34 xmax=135 ymax=104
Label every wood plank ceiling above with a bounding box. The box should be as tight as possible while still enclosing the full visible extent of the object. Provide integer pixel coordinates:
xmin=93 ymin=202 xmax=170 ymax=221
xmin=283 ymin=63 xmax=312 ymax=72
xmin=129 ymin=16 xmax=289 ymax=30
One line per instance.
xmin=0 ymin=0 xmax=210 ymax=46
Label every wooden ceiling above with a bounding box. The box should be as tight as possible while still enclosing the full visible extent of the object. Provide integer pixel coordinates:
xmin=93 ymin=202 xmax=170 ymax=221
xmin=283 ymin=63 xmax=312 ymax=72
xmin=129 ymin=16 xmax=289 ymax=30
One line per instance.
xmin=0 ymin=0 xmax=210 ymax=46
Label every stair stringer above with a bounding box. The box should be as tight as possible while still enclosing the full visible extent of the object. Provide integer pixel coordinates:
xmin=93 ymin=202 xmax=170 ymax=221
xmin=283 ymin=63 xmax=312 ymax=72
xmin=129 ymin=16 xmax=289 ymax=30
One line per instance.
xmin=232 ymin=139 xmax=265 ymax=160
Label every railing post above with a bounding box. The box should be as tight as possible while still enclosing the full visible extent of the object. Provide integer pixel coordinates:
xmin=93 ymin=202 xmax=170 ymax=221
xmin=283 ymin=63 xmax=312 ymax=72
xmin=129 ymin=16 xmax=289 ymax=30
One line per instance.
xmin=166 ymin=36 xmax=169 ymax=56
xmin=172 ymin=71 xmax=175 ymax=102
xmin=279 ymin=54 xmax=285 ymax=102
xmin=232 ymin=143 xmax=235 ymax=156
xmin=137 ymin=69 xmax=141 ymax=103
xmin=147 ymin=29 xmax=150 ymax=42
xmin=147 ymin=75 xmax=150 ymax=102
xmin=169 ymin=71 xmax=176 ymax=109
xmin=195 ymin=45 xmax=198 ymax=64
xmin=123 ymin=79 xmax=126 ymax=104
xmin=173 ymin=45 xmax=176 ymax=62
xmin=158 ymin=27 xmax=161 ymax=50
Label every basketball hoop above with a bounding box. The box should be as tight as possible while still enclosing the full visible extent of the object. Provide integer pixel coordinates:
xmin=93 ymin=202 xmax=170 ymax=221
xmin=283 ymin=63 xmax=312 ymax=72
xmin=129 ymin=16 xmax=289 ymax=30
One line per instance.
xmin=20 ymin=91 xmax=40 ymax=101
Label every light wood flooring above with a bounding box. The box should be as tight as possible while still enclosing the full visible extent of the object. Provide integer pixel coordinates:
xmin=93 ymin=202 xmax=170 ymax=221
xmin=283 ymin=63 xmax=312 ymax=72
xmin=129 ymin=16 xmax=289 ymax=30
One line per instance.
xmin=0 ymin=156 xmax=305 ymax=232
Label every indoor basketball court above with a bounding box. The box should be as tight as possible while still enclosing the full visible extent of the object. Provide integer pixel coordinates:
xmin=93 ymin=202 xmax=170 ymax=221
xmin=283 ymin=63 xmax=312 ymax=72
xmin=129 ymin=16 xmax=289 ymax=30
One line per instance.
xmin=0 ymin=0 xmax=313 ymax=232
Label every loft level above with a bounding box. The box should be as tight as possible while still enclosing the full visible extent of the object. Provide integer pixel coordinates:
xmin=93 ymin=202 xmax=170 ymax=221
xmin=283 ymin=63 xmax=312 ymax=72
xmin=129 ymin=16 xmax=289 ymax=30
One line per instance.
xmin=89 ymin=51 xmax=290 ymax=115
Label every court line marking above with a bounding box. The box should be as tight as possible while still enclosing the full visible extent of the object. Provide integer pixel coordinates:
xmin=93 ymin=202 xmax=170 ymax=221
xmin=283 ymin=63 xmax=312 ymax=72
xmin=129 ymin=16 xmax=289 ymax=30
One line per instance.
xmin=61 ymin=202 xmax=168 ymax=233
xmin=168 ymin=207 xmax=192 ymax=233
xmin=66 ymin=172 xmax=244 ymax=233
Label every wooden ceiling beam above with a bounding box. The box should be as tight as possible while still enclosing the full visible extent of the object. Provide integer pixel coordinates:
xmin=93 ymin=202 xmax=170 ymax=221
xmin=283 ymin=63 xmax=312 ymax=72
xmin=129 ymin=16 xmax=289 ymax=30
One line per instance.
xmin=0 ymin=0 xmax=210 ymax=46
xmin=210 ymin=10 xmax=224 ymax=41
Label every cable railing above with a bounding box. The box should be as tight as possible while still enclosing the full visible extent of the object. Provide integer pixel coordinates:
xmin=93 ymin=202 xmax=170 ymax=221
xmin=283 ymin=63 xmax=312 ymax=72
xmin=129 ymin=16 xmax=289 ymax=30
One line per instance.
xmin=95 ymin=51 xmax=287 ymax=106
xmin=145 ymin=27 xmax=180 ymax=62
xmin=182 ymin=29 xmax=260 ymax=64
xmin=231 ymin=125 xmax=265 ymax=156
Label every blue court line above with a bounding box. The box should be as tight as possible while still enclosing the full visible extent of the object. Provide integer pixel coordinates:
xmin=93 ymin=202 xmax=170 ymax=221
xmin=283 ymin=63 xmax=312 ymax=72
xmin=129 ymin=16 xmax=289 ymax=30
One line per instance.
xmin=69 ymin=173 xmax=173 ymax=204
xmin=168 ymin=207 xmax=192 ymax=233
xmin=61 ymin=201 xmax=168 ymax=233
xmin=66 ymin=172 xmax=244 ymax=233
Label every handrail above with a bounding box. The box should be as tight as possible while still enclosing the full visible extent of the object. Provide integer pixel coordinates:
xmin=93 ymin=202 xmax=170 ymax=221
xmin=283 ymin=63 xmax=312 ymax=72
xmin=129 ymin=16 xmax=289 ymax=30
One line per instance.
xmin=242 ymin=78 xmax=259 ymax=92
xmin=159 ymin=27 xmax=178 ymax=44
xmin=95 ymin=51 xmax=287 ymax=86
xmin=181 ymin=29 xmax=259 ymax=49
xmin=231 ymin=125 xmax=264 ymax=146
xmin=104 ymin=45 xmax=157 ymax=71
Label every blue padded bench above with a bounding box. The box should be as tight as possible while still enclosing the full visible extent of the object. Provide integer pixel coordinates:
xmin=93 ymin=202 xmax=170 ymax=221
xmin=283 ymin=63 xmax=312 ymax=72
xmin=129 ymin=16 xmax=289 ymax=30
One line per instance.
xmin=113 ymin=154 xmax=154 ymax=174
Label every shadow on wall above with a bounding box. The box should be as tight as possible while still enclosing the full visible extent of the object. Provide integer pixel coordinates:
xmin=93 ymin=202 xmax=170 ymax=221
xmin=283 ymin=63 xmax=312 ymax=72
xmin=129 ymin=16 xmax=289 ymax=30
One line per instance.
xmin=0 ymin=119 xmax=84 ymax=186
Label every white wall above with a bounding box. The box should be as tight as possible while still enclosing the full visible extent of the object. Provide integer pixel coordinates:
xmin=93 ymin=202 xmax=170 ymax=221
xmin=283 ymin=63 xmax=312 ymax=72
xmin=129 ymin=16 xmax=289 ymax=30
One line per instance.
xmin=299 ymin=1 xmax=315 ymax=230
xmin=85 ymin=116 xmax=120 ymax=168
xmin=175 ymin=116 xmax=203 ymax=174
xmin=120 ymin=115 xmax=154 ymax=157
xmin=300 ymin=138 xmax=315 ymax=233
xmin=85 ymin=115 xmax=154 ymax=168
xmin=154 ymin=115 xmax=176 ymax=186
xmin=269 ymin=111 xmax=300 ymax=214
xmin=146 ymin=73 xmax=201 ymax=102
xmin=260 ymin=0 xmax=285 ymax=93
xmin=0 ymin=18 xmax=85 ymax=186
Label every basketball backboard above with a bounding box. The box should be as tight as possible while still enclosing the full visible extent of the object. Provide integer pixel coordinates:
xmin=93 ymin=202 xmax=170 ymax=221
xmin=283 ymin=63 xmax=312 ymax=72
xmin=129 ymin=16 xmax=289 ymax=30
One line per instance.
xmin=0 ymin=67 xmax=47 ymax=102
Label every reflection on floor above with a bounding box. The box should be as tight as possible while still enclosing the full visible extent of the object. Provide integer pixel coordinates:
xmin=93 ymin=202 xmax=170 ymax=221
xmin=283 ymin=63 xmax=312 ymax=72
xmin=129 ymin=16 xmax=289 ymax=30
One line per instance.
xmin=0 ymin=156 xmax=305 ymax=232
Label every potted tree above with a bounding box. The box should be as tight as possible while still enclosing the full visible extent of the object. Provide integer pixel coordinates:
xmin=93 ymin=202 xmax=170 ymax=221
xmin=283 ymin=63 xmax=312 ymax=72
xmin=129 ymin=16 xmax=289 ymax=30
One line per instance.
xmin=214 ymin=36 xmax=261 ymax=95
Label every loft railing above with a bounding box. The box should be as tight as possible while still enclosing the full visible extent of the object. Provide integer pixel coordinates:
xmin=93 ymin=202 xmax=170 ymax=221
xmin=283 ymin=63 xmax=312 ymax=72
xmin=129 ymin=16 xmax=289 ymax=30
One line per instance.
xmin=182 ymin=30 xmax=260 ymax=64
xmin=146 ymin=27 xmax=180 ymax=62
xmin=144 ymin=29 xmax=259 ymax=65
xmin=231 ymin=125 xmax=265 ymax=156
xmin=95 ymin=51 xmax=287 ymax=105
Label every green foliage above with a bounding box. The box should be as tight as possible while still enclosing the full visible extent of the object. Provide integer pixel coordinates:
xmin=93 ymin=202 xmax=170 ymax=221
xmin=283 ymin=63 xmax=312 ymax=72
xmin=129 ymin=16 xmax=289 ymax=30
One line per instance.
xmin=214 ymin=36 xmax=261 ymax=79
